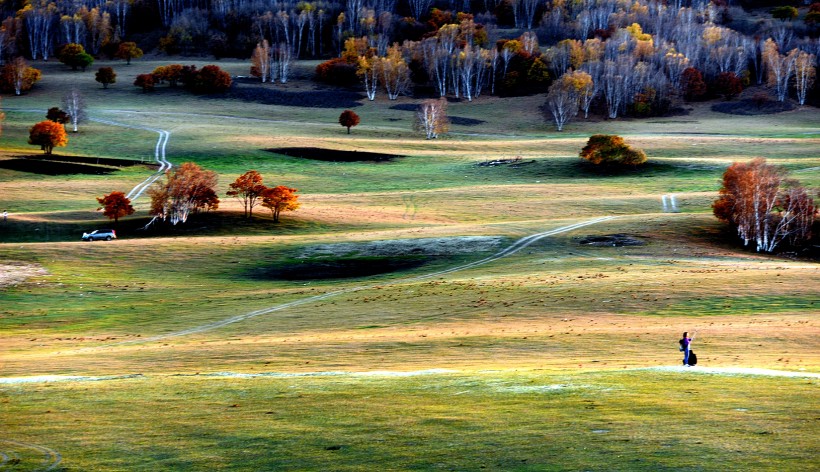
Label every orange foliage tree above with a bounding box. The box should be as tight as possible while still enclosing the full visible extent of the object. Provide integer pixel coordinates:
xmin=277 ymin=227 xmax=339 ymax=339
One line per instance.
xmin=713 ymin=158 xmax=817 ymax=253
xmin=0 ymin=58 xmax=42 ymax=95
xmin=338 ymin=110 xmax=360 ymax=134
xmin=226 ymin=170 xmax=267 ymax=219
xmin=261 ymin=186 xmax=300 ymax=223
xmin=579 ymin=135 xmax=646 ymax=167
xmin=115 ymin=41 xmax=144 ymax=64
xmin=28 ymin=120 xmax=68 ymax=154
xmin=97 ymin=191 xmax=135 ymax=223
xmin=148 ymin=162 xmax=219 ymax=225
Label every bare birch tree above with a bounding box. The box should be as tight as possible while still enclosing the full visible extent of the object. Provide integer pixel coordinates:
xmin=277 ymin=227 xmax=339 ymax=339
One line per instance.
xmin=415 ymin=98 xmax=448 ymax=139
xmin=793 ymin=50 xmax=816 ymax=106
xmin=62 ymin=88 xmax=86 ymax=133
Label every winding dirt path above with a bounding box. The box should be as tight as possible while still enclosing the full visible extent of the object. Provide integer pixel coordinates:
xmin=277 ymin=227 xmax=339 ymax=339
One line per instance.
xmin=0 ymin=439 xmax=62 ymax=471
xmin=89 ymin=117 xmax=172 ymax=201
xmin=100 ymin=215 xmax=615 ymax=347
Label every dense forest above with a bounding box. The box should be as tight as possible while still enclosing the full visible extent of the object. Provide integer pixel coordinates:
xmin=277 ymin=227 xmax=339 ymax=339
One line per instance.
xmin=0 ymin=0 xmax=818 ymax=112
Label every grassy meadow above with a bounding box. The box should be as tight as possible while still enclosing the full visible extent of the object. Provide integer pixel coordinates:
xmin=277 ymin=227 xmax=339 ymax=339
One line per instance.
xmin=1 ymin=59 xmax=819 ymax=471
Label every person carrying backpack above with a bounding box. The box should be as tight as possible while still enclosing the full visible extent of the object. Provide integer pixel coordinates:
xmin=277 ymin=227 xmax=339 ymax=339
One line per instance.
xmin=679 ymin=332 xmax=694 ymax=366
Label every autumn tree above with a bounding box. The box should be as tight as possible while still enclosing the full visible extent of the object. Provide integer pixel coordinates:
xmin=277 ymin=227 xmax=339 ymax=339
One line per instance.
xmin=339 ymin=110 xmax=360 ymax=134
xmin=763 ymin=39 xmax=796 ymax=102
xmin=115 ymin=41 xmax=143 ymax=64
xmin=681 ymin=67 xmax=707 ymax=101
xmin=793 ymin=51 xmax=816 ymax=106
xmin=97 ymin=191 xmax=134 ymax=223
xmin=415 ymin=98 xmax=448 ymax=140
xmin=0 ymin=58 xmax=42 ymax=95
xmin=192 ymin=65 xmax=232 ymax=93
xmin=713 ymin=72 xmax=743 ymax=100
xmin=544 ymin=71 xmax=592 ymax=131
xmin=580 ymin=135 xmax=647 ymax=167
xmin=261 ymin=185 xmax=300 ymax=223
xmin=148 ymin=162 xmax=219 ymax=225
xmin=250 ymin=40 xmax=271 ymax=83
xmin=226 ymin=170 xmax=266 ymax=219
xmin=95 ymin=66 xmax=116 ymax=88
xmin=379 ymin=44 xmax=411 ymax=100
xmin=713 ymin=158 xmax=817 ymax=253
xmin=28 ymin=120 xmax=68 ymax=155
xmin=58 ymin=43 xmax=93 ymax=71
xmin=152 ymin=64 xmax=183 ymax=87
xmin=134 ymin=73 xmax=155 ymax=92
xmin=62 ymin=88 xmax=86 ymax=133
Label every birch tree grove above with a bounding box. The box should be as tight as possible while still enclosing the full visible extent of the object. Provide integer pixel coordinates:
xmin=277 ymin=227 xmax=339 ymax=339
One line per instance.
xmin=149 ymin=162 xmax=220 ymax=226
xmin=415 ymin=98 xmax=448 ymax=139
xmin=713 ymin=159 xmax=818 ymax=253
xmin=379 ymin=44 xmax=410 ymax=99
xmin=792 ymin=51 xmax=816 ymax=106
xmin=22 ymin=1 xmax=56 ymax=60
xmin=763 ymin=39 xmax=796 ymax=102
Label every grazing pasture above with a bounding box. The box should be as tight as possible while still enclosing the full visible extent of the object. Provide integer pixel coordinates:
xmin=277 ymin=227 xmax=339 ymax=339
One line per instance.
xmin=0 ymin=59 xmax=818 ymax=471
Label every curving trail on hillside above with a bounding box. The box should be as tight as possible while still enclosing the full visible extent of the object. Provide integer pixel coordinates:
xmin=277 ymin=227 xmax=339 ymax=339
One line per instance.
xmin=89 ymin=117 xmax=172 ymax=201
xmin=0 ymin=439 xmax=62 ymax=471
xmin=99 ymin=216 xmax=616 ymax=347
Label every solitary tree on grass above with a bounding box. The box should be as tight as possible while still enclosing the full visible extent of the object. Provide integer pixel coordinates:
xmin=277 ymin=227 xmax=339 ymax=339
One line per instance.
xmin=415 ymin=98 xmax=448 ymax=140
xmin=95 ymin=67 xmax=117 ymax=88
xmin=28 ymin=121 xmax=68 ymax=154
xmin=226 ymin=170 xmax=267 ymax=219
xmin=58 ymin=43 xmax=93 ymax=71
xmin=261 ymin=185 xmax=300 ymax=223
xmin=97 ymin=191 xmax=135 ymax=224
xmin=115 ymin=41 xmax=144 ymax=64
xmin=46 ymin=107 xmax=70 ymax=127
xmin=580 ymin=135 xmax=646 ymax=167
xmin=339 ymin=110 xmax=360 ymax=134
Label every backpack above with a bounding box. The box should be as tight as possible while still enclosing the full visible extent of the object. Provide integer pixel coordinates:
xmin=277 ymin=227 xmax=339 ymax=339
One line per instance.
xmin=678 ymin=338 xmax=685 ymax=352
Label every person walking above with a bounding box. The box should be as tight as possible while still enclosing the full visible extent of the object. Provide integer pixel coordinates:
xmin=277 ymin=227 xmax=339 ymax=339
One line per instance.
xmin=680 ymin=331 xmax=694 ymax=366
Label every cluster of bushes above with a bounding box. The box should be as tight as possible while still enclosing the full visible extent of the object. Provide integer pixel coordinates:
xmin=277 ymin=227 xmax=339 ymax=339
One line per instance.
xmin=135 ymin=64 xmax=232 ymax=93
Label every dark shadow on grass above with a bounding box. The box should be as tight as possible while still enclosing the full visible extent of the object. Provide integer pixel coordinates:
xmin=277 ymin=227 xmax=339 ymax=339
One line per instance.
xmin=267 ymin=147 xmax=402 ymax=162
xmin=221 ymin=84 xmax=365 ymax=108
xmin=249 ymin=256 xmax=429 ymax=280
xmin=0 ymin=158 xmax=118 ymax=175
xmin=711 ymin=100 xmax=795 ymax=115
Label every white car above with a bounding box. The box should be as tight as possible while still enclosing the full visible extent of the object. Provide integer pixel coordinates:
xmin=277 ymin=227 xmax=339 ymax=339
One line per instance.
xmin=82 ymin=229 xmax=117 ymax=241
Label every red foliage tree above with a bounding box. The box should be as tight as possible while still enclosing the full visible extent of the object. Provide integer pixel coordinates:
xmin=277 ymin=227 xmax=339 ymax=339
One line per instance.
xmin=226 ymin=170 xmax=267 ymax=219
xmin=713 ymin=72 xmax=743 ymax=100
xmin=261 ymin=186 xmax=300 ymax=223
xmin=193 ymin=65 xmax=232 ymax=93
xmin=339 ymin=110 xmax=360 ymax=134
xmin=713 ymin=158 xmax=817 ymax=252
xmin=134 ymin=74 xmax=155 ymax=92
xmin=28 ymin=121 xmax=68 ymax=154
xmin=97 ymin=191 xmax=135 ymax=223
xmin=681 ymin=67 xmax=707 ymax=101
xmin=148 ymin=162 xmax=219 ymax=225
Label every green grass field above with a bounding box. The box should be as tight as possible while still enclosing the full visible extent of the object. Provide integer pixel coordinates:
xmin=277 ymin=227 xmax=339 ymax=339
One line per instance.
xmin=1 ymin=59 xmax=818 ymax=471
